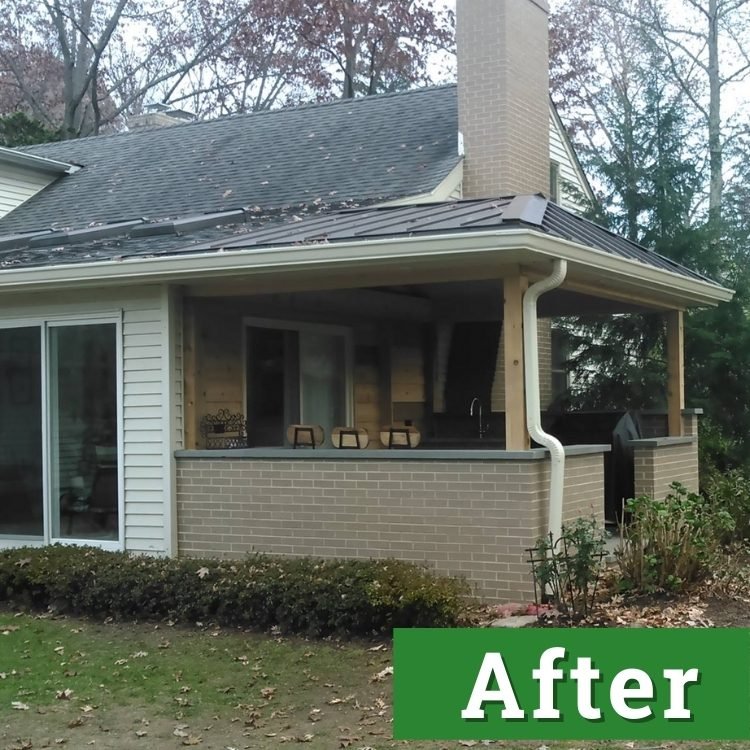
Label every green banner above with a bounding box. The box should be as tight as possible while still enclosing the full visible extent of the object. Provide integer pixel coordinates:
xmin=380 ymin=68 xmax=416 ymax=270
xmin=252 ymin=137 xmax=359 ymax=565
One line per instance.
xmin=394 ymin=628 xmax=750 ymax=740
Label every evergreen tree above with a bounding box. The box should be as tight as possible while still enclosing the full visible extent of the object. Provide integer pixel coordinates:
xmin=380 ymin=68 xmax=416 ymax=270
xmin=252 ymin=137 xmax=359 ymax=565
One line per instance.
xmin=561 ymin=43 xmax=704 ymax=414
xmin=0 ymin=112 xmax=61 ymax=147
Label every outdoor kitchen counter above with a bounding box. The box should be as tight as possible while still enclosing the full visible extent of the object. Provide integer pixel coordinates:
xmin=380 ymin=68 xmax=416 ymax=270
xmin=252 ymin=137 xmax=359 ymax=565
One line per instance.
xmin=175 ymin=444 xmax=611 ymax=461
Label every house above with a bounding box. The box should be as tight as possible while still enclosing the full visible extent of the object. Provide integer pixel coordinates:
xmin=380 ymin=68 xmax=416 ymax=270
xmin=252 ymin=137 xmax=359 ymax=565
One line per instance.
xmin=0 ymin=0 xmax=731 ymax=601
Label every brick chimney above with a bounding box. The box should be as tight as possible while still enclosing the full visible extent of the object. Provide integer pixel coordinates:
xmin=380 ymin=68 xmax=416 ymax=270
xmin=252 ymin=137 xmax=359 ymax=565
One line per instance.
xmin=456 ymin=0 xmax=550 ymax=198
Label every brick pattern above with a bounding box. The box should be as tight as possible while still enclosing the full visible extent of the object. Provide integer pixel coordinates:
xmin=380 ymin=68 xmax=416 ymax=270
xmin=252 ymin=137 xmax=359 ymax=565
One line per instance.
xmin=491 ymin=319 xmax=553 ymax=411
xmin=456 ymin=0 xmax=550 ymax=198
xmin=176 ymin=452 xmax=604 ymax=602
xmin=562 ymin=453 xmax=606 ymax=526
xmin=682 ymin=412 xmax=699 ymax=438
xmin=634 ymin=441 xmax=699 ymax=500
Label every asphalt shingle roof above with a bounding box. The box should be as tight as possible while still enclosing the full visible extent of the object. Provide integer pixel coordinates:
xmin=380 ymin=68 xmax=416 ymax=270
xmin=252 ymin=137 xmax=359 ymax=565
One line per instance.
xmin=0 ymin=85 xmax=460 ymax=233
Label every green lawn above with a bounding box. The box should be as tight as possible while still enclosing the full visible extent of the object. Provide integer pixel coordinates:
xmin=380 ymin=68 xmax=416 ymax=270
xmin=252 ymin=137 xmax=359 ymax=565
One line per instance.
xmin=0 ymin=611 xmax=407 ymax=749
xmin=0 ymin=611 xmax=748 ymax=750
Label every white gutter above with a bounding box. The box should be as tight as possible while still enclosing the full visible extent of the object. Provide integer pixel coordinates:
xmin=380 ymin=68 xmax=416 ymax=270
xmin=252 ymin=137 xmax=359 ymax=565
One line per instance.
xmin=0 ymin=146 xmax=79 ymax=175
xmin=0 ymin=228 xmax=733 ymax=306
xmin=523 ymin=259 xmax=568 ymax=541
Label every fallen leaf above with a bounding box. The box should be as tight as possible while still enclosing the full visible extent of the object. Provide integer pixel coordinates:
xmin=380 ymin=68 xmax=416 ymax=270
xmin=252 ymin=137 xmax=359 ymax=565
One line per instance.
xmin=197 ymin=567 xmax=210 ymax=579
xmin=260 ymin=687 xmax=276 ymax=700
xmin=12 ymin=701 xmax=30 ymax=710
xmin=181 ymin=736 xmax=202 ymax=746
xmin=56 ymin=688 xmax=73 ymax=700
xmin=370 ymin=666 xmax=393 ymax=682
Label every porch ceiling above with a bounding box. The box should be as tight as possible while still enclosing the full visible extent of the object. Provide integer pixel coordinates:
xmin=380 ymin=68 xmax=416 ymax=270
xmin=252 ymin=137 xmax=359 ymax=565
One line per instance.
xmin=191 ymin=280 xmax=658 ymax=318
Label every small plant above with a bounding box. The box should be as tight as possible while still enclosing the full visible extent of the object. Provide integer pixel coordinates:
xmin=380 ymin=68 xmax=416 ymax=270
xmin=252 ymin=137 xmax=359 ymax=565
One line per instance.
xmin=704 ymin=469 xmax=750 ymax=543
xmin=616 ymin=482 xmax=734 ymax=593
xmin=527 ymin=517 xmax=606 ymax=621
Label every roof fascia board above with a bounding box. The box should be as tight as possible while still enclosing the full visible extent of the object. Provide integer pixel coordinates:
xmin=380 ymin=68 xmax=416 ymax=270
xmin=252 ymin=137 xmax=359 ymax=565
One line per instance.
xmin=0 ymin=228 xmax=732 ymax=307
xmin=0 ymin=146 xmax=78 ymax=175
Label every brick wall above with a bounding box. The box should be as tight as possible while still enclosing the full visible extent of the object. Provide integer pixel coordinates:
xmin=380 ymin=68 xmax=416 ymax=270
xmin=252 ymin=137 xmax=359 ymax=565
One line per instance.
xmin=176 ymin=451 xmax=605 ymax=602
xmin=562 ymin=453 xmax=606 ymax=526
xmin=491 ymin=319 xmax=553 ymax=411
xmin=633 ymin=438 xmax=699 ymax=500
xmin=456 ymin=0 xmax=550 ymax=197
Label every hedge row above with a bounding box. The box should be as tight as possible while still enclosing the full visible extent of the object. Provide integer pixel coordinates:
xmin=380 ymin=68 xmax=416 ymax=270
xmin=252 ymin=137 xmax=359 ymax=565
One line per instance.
xmin=0 ymin=546 xmax=468 ymax=636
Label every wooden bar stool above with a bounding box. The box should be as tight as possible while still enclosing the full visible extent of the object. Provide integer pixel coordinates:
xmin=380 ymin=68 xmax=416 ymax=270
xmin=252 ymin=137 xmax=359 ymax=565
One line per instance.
xmin=287 ymin=424 xmax=325 ymax=448
xmin=332 ymin=426 xmax=369 ymax=449
xmin=380 ymin=424 xmax=421 ymax=448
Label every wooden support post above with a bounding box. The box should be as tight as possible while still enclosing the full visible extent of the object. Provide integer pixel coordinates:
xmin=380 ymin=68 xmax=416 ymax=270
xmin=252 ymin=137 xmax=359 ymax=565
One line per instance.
xmin=378 ymin=324 xmax=393 ymax=437
xmin=183 ymin=298 xmax=198 ymax=449
xmin=666 ymin=310 xmax=685 ymax=437
xmin=503 ymin=273 xmax=530 ymax=450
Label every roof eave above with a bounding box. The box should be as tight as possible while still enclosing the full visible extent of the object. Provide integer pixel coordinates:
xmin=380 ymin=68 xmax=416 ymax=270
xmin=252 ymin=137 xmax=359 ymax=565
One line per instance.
xmin=0 ymin=228 xmax=733 ymax=308
xmin=0 ymin=146 xmax=79 ymax=175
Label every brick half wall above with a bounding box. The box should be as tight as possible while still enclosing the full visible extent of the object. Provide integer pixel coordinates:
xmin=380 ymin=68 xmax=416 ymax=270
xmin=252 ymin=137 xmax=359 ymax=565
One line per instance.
xmin=632 ymin=437 xmax=699 ymax=500
xmin=175 ymin=449 xmax=606 ymax=602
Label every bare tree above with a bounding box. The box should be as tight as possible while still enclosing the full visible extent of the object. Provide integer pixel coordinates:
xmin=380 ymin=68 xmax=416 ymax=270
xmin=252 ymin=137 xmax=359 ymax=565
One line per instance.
xmin=294 ymin=0 xmax=454 ymax=99
xmin=0 ymin=0 xmax=257 ymax=137
xmin=587 ymin=0 xmax=750 ymax=223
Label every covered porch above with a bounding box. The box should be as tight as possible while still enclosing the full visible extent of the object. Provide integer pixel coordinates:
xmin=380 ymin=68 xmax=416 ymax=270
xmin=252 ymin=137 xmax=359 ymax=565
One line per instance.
xmin=172 ymin=198 xmax=725 ymax=600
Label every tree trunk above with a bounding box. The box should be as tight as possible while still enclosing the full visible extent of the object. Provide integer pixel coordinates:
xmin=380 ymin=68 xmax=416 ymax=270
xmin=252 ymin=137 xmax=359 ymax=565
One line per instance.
xmin=707 ymin=0 xmax=723 ymax=225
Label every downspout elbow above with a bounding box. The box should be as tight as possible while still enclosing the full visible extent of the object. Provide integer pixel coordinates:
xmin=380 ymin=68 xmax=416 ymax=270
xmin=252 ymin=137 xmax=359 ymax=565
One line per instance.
xmin=522 ymin=259 xmax=568 ymax=542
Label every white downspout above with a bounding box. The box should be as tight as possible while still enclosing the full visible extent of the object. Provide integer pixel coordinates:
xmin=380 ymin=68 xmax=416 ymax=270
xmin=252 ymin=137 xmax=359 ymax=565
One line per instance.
xmin=523 ymin=259 xmax=568 ymax=541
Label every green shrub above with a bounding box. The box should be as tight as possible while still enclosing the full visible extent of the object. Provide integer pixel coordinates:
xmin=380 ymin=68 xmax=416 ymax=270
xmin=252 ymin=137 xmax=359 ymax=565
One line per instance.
xmin=704 ymin=469 xmax=750 ymax=542
xmin=528 ymin=517 xmax=606 ymax=619
xmin=616 ymin=482 xmax=734 ymax=593
xmin=0 ymin=547 xmax=468 ymax=636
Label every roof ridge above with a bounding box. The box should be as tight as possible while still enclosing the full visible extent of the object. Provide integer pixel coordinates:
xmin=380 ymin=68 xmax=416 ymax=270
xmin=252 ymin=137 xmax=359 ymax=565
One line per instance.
xmin=19 ymin=83 xmax=458 ymax=152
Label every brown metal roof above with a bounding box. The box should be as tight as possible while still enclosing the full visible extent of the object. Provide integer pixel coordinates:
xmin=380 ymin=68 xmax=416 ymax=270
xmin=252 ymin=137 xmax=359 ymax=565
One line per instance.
xmin=0 ymin=195 xmax=722 ymax=289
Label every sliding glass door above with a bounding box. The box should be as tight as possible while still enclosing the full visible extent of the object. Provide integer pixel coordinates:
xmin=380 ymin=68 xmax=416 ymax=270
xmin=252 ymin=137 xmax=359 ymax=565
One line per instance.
xmin=49 ymin=323 xmax=119 ymax=541
xmin=0 ymin=319 xmax=120 ymax=545
xmin=0 ymin=326 xmax=43 ymax=538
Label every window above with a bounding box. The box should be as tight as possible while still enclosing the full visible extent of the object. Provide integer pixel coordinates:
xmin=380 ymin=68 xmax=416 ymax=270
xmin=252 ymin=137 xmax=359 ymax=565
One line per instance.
xmin=0 ymin=326 xmax=43 ymax=537
xmin=0 ymin=319 xmax=121 ymax=546
xmin=244 ymin=319 xmax=352 ymax=447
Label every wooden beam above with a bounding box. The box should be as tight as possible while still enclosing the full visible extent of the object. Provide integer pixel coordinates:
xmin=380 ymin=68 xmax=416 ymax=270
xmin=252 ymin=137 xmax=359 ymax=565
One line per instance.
xmin=183 ymin=297 xmax=198 ymax=449
xmin=378 ymin=324 xmax=393 ymax=436
xmin=503 ymin=273 xmax=530 ymax=450
xmin=666 ymin=310 xmax=685 ymax=437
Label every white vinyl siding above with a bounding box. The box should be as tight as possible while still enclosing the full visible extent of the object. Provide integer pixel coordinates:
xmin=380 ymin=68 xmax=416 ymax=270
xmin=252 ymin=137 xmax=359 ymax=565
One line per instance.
xmin=549 ymin=112 xmax=590 ymax=214
xmin=172 ymin=293 xmax=184 ymax=451
xmin=0 ymin=164 xmax=55 ymax=218
xmin=0 ymin=284 xmax=170 ymax=554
